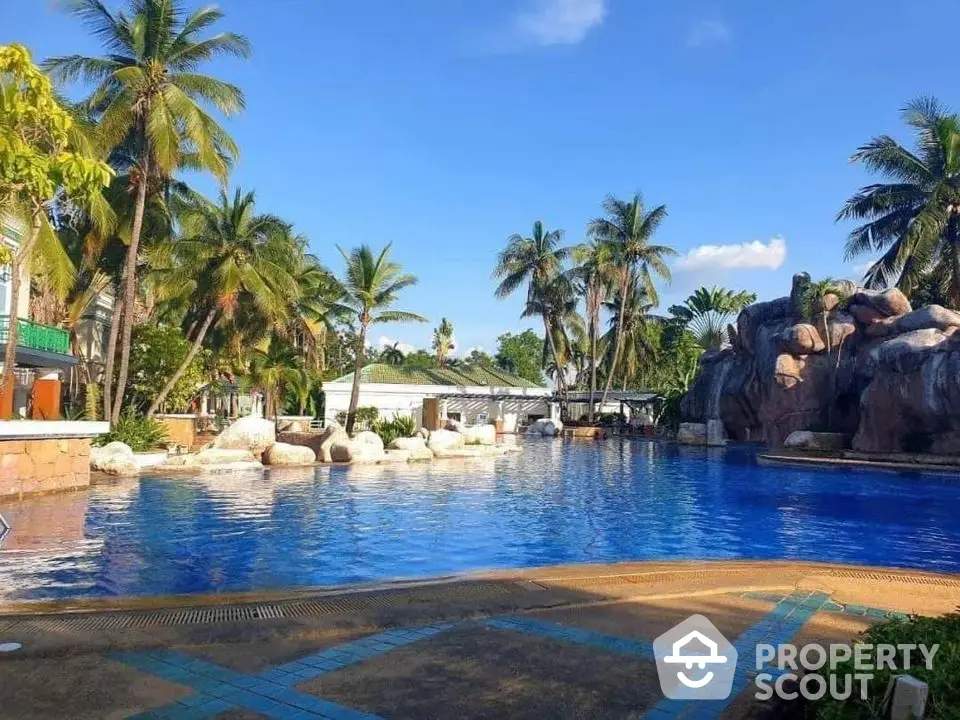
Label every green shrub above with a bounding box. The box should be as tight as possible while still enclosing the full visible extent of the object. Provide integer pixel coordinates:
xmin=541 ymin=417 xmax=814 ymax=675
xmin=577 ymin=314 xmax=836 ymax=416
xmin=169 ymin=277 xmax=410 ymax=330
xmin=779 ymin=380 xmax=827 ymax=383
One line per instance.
xmin=810 ymin=613 xmax=960 ymax=719
xmin=95 ymin=409 xmax=169 ymax=452
xmin=370 ymin=413 xmax=416 ymax=447
xmin=335 ymin=406 xmax=380 ymax=431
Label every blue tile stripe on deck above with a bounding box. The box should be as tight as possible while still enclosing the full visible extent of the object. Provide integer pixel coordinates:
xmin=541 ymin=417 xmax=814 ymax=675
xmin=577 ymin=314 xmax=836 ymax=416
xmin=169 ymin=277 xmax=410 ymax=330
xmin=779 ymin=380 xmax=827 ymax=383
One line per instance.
xmin=642 ymin=591 xmax=831 ymax=720
xmin=485 ymin=616 xmax=656 ymax=660
xmin=111 ymin=622 xmax=457 ymax=719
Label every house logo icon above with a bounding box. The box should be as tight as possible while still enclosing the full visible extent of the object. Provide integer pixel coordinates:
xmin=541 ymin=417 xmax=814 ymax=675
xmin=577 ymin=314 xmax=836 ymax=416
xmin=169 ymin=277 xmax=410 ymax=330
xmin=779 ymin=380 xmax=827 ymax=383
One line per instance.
xmin=653 ymin=615 xmax=738 ymax=700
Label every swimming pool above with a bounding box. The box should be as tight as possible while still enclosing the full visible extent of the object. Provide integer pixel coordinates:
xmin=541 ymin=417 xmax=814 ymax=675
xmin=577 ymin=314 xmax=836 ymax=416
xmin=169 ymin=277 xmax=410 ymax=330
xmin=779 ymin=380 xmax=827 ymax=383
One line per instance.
xmin=1 ymin=439 xmax=958 ymax=602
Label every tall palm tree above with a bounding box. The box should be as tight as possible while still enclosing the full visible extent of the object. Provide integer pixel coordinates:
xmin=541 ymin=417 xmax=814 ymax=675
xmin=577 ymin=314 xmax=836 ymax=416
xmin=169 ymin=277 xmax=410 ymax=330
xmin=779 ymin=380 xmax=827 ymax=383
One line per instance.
xmin=432 ymin=317 xmax=455 ymax=367
xmin=601 ymin=283 xmax=656 ymax=391
xmin=588 ymin=194 xmax=673 ymax=408
xmin=493 ymin=221 xmax=570 ymax=396
xmin=668 ymin=286 xmax=756 ymax=351
xmin=570 ymin=240 xmax=615 ymax=421
xmin=335 ymin=244 xmax=425 ymax=433
xmin=46 ymin=0 xmax=250 ymax=422
xmin=838 ymin=97 xmax=960 ymax=305
xmin=146 ymin=188 xmax=297 ymax=416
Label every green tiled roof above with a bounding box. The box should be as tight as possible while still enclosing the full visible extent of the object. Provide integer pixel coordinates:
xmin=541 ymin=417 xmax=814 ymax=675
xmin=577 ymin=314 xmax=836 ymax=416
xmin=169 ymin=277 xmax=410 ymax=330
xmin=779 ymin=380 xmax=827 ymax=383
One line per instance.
xmin=332 ymin=363 xmax=544 ymax=388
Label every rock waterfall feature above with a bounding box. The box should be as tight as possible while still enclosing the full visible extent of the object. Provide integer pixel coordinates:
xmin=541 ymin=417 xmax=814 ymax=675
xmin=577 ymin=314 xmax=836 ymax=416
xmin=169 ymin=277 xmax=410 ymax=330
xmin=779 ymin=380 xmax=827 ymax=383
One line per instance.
xmin=680 ymin=273 xmax=960 ymax=453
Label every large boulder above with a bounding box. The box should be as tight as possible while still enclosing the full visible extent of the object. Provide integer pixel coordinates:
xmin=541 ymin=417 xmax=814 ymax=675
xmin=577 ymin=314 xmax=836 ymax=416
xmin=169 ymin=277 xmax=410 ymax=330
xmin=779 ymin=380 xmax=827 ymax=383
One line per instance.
xmin=353 ymin=430 xmax=385 ymax=452
xmin=428 ymin=428 xmax=465 ymax=451
xmin=706 ymin=419 xmax=727 ymax=447
xmin=778 ymin=324 xmax=825 ymax=355
xmin=527 ymin=418 xmax=563 ymax=437
xmin=893 ymin=305 xmax=960 ymax=334
xmin=854 ymin=329 xmax=960 ymax=452
xmin=264 ymin=442 xmax=316 ymax=466
xmin=91 ymin=441 xmax=139 ymax=476
xmin=213 ymin=415 xmax=276 ymax=456
xmin=389 ymin=436 xmax=428 ymax=451
xmin=318 ymin=423 xmax=349 ymax=463
xmin=462 ymin=424 xmax=497 ymax=446
xmin=329 ymin=439 xmax=386 ymax=463
xmin=783 ymin=431 xmax=846 ymax=452
xmin=408 ymin=447 xmax=434 ymax=462
xmin=851 ymin=288 xmax=912 ymax=318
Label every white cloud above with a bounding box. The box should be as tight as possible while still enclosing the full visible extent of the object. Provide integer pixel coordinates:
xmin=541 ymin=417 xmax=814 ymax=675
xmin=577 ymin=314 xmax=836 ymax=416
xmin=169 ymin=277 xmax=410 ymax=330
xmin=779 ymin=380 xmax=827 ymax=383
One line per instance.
xmin=377 ymin=336 xmax=416 ymax=354
xmin=516 ymin=0 xmax=606 ymax=46
xmin=851 ymin=259 xmax=877 ymax=277
xmin=676 ymin=236 xmax=787 ymax=271
xmin=686 ymin=19 xmax=731 ymax=47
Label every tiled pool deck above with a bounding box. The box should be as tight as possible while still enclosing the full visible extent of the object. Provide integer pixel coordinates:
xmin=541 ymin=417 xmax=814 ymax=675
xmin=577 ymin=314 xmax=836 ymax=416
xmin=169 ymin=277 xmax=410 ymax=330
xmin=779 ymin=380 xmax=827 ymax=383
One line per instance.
xmin=0 ymin=561 xmax=956 ymax=719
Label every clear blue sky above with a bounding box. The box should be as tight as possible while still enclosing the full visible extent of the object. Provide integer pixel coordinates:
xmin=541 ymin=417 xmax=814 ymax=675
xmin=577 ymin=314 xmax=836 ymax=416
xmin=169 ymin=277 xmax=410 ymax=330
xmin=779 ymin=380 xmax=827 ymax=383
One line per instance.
xmin=5 ymin=0 xmax=960 ymax=355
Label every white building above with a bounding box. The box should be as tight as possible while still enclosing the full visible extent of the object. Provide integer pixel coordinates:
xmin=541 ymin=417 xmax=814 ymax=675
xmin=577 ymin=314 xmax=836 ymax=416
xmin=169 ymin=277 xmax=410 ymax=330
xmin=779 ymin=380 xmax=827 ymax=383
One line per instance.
xmin=323 ymin=363 xmax=553 ymax=433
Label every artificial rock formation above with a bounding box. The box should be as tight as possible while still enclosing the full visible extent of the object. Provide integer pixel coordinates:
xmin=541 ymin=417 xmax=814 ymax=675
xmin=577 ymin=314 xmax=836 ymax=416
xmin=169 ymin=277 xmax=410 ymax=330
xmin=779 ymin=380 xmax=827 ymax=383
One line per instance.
xmin=681 ymin=272 xmax=960 ymax=453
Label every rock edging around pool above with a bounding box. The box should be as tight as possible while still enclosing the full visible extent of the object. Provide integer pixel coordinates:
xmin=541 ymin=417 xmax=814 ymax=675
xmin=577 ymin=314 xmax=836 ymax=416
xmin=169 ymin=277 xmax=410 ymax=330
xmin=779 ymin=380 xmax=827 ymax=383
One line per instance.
xmin=92 ymin=415 xmax=521 ymax=476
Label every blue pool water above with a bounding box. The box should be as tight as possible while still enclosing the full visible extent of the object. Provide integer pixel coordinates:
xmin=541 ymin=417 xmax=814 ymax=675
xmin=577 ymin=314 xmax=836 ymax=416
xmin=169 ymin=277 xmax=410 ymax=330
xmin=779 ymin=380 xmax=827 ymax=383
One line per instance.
xmin=1 ymin=439 xmax=959 ymax=601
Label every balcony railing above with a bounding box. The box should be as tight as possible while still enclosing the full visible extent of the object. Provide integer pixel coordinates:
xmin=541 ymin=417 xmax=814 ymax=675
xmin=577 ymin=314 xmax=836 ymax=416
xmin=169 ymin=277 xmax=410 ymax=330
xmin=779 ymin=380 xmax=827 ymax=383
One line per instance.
xmin=0 ymin=316 xmax=71 ymax=355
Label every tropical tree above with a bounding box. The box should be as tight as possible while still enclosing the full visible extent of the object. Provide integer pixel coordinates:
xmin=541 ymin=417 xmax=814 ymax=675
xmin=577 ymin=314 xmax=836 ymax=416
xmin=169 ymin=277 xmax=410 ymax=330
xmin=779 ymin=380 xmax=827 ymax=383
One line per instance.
xmin=570 ymin=240 xmax=615 ymax=421
xmin=381 ymin=342 xmax=405 ymax=366
xmin=146 ymin=188 xmax=298 ymax=416
xmin=493 ymin=221 xmax=570 ymax=395
xmin=46 ymin=0 xmax=250 ymax=422
xmin=494 ymin=330 xmax=544 ymax=384
xmin=0 ymin=44 xmax=114 ymax=412
xmin=838 ymin=97 xmax=960 ymax=306
xmin=245 ymin=339 xmax=303 ymax=419
xmin=432 ymin=317 xmax=454 ymax=367
xmin=588 ymin=194 xmax=674 ymax=408
xmin=600 ymin=282 xmax=656 ymax=390
xmin=336 ymin=244 xmax=425 ymax=433
xmin=668 ymin=286 xmax=756 ymax=351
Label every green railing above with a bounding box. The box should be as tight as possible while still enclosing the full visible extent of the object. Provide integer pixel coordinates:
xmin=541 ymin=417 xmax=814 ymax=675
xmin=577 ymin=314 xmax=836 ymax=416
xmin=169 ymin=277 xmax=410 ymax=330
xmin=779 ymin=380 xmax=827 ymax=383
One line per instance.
xmin=0 ymin=316 xmax=71 ymax=355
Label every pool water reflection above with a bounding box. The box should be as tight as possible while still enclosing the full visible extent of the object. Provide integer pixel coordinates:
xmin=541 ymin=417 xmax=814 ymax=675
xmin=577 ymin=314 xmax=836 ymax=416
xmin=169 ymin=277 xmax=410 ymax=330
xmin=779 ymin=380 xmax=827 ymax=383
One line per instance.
xmin=1 ymin=439 xmax=958 ymax=601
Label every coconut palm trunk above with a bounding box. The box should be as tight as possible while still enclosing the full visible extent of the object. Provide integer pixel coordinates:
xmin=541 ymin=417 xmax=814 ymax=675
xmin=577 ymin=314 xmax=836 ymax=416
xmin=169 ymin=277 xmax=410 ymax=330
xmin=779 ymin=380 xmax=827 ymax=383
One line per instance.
xmin=110 ymin=161 xmax=149 ymax=423
xmin=589 ymin=316 xmax=598 ymax=422
xmin=599 ymin=269 xmax=631 ymax=409
xmin=542 ymin=312 xmax=567 ymax=400
xmin=0 ymin=216 xmax=40 ymax=417
xmin=147 ymin=307 xmax=218 ymax=416
xmin=101 ymin=281 xmax=122 ymax=419
xmin=346 ymin=319 xmax=368 ymax=434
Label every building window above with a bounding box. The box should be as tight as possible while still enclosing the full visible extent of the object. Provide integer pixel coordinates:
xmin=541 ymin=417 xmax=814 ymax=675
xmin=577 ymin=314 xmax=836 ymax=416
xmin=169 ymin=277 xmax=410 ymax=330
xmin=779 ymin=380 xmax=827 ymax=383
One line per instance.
xmin=447 ymin=411 xmax=462 ymax=422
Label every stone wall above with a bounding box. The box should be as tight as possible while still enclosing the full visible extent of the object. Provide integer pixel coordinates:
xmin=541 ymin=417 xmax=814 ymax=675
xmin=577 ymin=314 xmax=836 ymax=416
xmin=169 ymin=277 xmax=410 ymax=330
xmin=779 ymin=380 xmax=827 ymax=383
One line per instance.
xmin=0 ymin=438 xmax=92 ymax=499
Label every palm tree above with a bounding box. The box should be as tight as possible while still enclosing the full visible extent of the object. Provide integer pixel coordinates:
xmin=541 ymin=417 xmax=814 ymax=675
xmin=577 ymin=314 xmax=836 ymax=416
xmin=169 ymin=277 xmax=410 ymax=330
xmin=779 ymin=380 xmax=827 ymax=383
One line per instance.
xmin=570 ymin=240 xmax=615 ymax=421
xmin=601 ymin=283 xmax=656 ymax=391
xmin=668 ymin=286 xmax=756 ymax=351
xmin=838 ymin=97 xmax=960 ymax=305
xmin=798 ymin=277 xmax=852 ymax=429
xmin=588 ymin=194 xmax=674 ymax=408
xmin=146 ymin=188 xmax=297 ymax=416
xmin=246 ymin=340 xmax=303 ymax=419
xmin=46 ymin=0 xmax=250 ymax=422
xmin=381 ymin=342 xmax=405 ymax=366
xmin=493 ymin=221 xmax=571 ymax=397
xmin=336 ymin=244 xmax=426 ymax=433
xmin=432 ymin=317 xmax=455 ymax=367
xmin=285 ymin=366 xmax=316 ymax=416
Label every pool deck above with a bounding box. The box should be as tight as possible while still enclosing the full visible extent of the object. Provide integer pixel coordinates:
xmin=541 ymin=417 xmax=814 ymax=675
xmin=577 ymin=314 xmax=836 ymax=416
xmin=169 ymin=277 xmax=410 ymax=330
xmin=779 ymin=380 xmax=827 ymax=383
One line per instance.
xmin=0 ymin=560 xmax=957 ymax=719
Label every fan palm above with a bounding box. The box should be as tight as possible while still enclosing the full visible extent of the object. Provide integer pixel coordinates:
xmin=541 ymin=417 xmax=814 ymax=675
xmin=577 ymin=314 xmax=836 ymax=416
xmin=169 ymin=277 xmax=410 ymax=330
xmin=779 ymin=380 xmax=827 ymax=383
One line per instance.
xmin=432 ymin=317 xmax=455 ymax=367
xmin=588 ymin=194 xmax=674 ymax=408
xmin=493 ymin=221 xmax=571 ymax=396
xmin=668 ymin=286 xmax=756 ymax=351
xmin=335 ymin=244 xmax=426 ymax=433
xmin=146 ymin=187 xmax=298 ymax=415
xmin=838 ymin=97 xmax=960 ymax=305
xmin=46 ymin=0 xmax=250 ymax=422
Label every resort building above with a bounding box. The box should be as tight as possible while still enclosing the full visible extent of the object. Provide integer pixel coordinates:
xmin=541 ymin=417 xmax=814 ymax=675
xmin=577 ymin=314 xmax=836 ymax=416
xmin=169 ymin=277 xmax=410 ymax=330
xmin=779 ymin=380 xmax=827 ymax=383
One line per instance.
xmin=0 ymin=216 xmax=76 ymax=418
xmin=322 ymin=363 xmax=553 ymax=432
